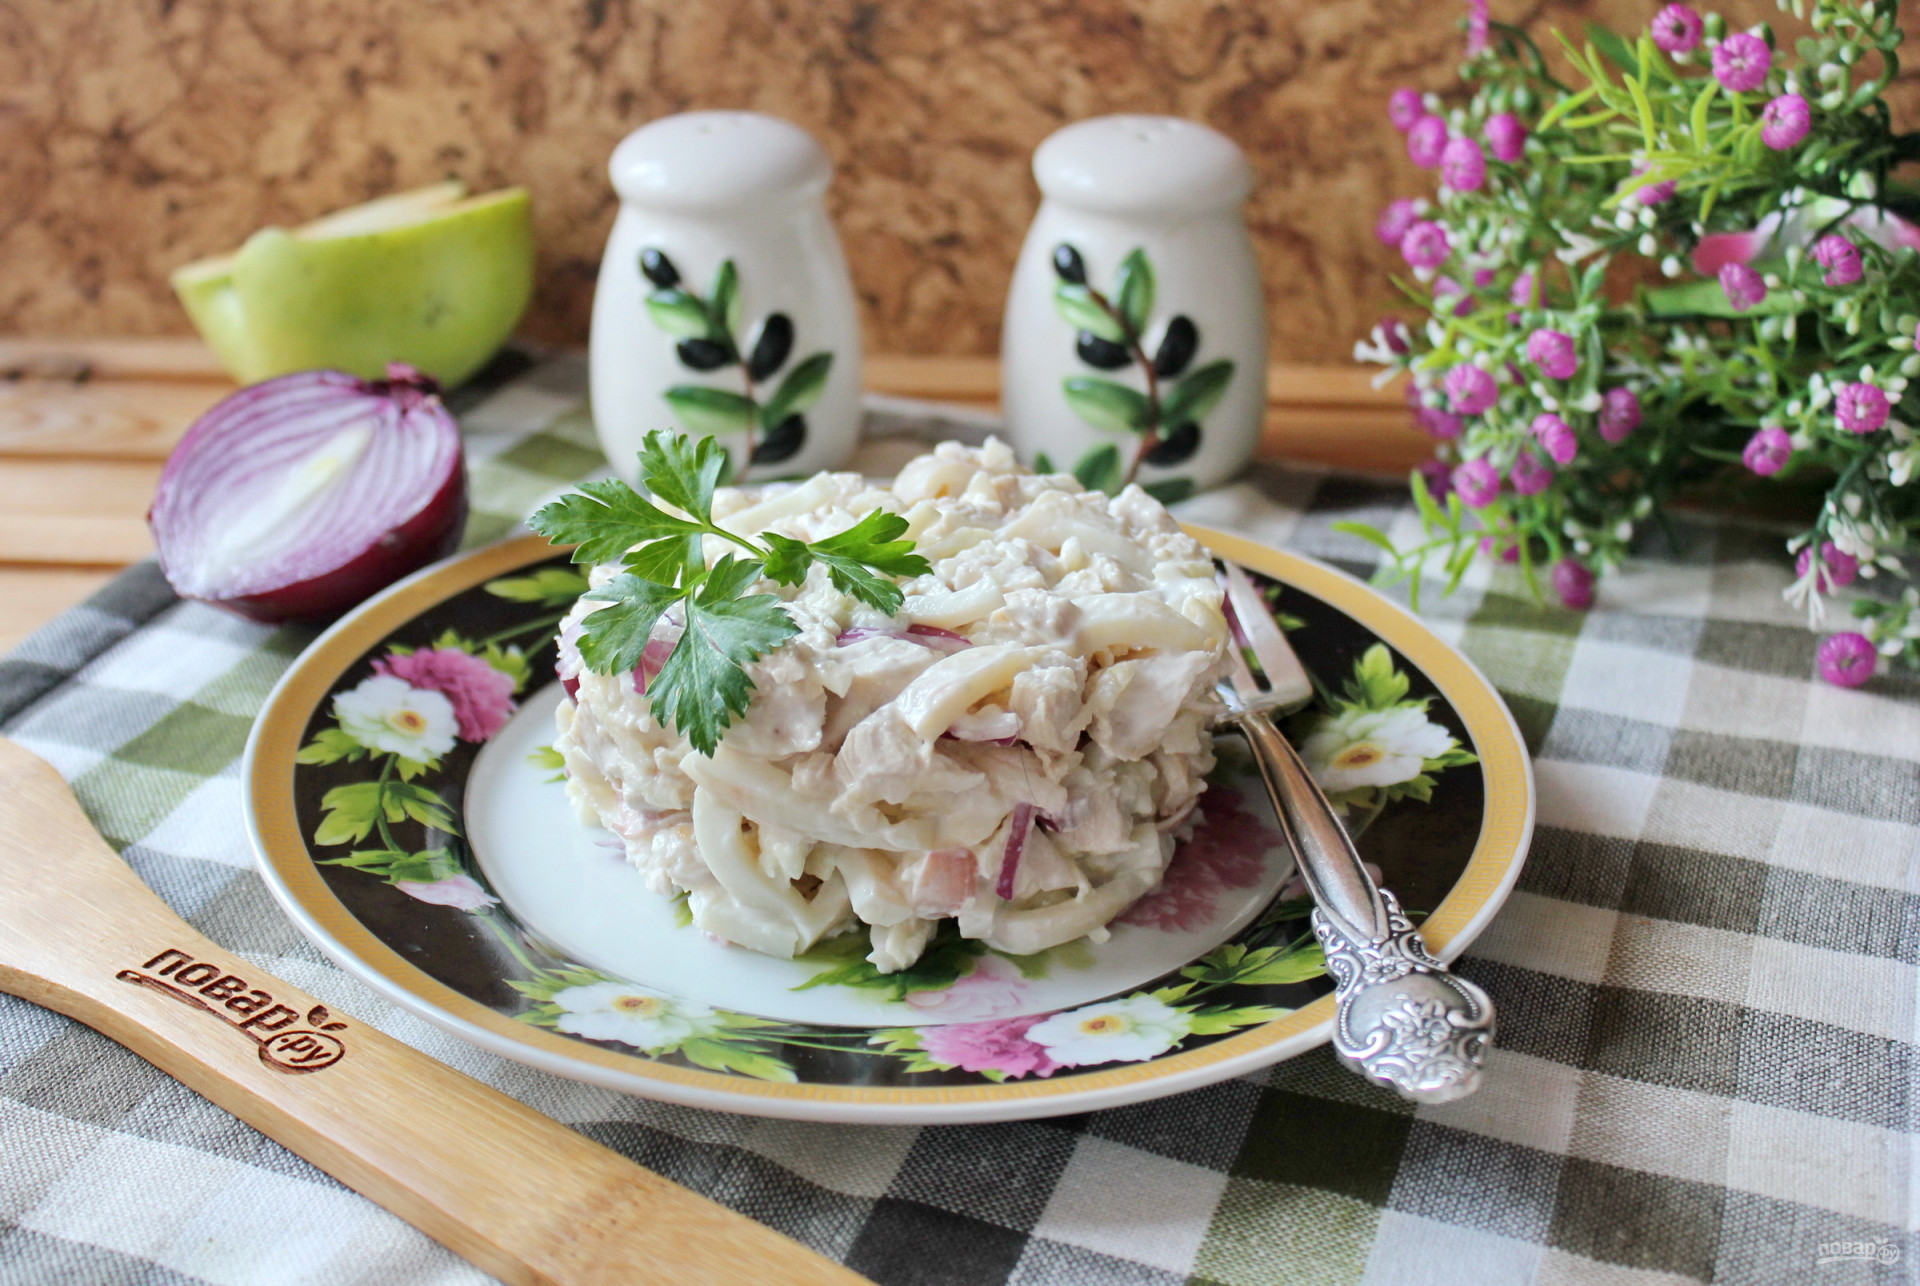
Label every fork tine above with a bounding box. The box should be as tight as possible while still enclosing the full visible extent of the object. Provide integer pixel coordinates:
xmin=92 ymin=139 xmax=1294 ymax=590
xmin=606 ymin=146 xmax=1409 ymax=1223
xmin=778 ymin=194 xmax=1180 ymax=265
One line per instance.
xmin=1221 ymin=562 xmax=1314 ymax=709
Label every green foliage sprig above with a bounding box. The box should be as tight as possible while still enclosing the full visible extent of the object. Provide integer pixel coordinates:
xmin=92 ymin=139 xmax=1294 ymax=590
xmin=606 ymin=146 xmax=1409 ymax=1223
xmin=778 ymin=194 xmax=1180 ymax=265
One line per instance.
xmin=1359 ymin=0 xmax=1917 ymax=685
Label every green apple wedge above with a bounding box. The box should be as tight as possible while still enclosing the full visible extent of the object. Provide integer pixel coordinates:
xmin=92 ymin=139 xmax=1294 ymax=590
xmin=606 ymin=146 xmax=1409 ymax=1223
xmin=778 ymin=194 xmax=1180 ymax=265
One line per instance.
xmin=172 ymin=181 xmax=534 ymax=388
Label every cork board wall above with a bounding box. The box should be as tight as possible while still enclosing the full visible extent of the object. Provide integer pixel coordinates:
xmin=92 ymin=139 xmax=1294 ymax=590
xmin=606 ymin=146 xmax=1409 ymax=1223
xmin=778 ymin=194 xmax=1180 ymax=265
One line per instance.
xmin=4 ymin=1 xmax=1915 ymax=363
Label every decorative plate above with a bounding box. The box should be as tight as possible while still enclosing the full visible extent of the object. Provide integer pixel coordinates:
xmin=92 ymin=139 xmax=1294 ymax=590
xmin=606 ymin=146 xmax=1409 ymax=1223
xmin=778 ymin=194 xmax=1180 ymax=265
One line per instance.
xmin=244 ymin=526 xmax=1533 ymax=1123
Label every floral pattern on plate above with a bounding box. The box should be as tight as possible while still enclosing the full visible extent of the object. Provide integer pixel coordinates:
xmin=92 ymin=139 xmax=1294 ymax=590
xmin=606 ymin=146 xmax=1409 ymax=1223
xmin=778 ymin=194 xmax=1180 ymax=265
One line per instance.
xmin=284 ymin=555 xmax=1487 ymax=1087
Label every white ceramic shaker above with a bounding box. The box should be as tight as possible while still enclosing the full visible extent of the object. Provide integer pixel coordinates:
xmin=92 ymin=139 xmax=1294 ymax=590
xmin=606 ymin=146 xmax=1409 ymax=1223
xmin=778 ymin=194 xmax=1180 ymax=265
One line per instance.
xmin=590 ymin=111 xmax=863 ymax=481
xmin=1000 ymin=116 xmax=1266 ymax=499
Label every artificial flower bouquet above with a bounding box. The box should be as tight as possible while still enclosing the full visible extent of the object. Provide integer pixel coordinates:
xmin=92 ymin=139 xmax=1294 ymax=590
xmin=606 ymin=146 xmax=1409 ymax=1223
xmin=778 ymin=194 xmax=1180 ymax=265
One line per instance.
xmin=1359 ymin=0 xmax=1917 ymax=686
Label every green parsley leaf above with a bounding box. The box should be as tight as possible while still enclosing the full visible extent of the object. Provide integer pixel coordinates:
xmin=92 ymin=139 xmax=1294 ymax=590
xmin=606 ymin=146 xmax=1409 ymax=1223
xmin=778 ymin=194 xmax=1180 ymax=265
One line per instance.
xmin=621 ymin=534 xmax=706 ymax=587
xmin=528 ymin=477 xmax=702 ymax=566
xmin=577 ymin=574 xmax=689 ymax=674
xmin=636 ymin=428 xmax=732 ymax=525
xmin=647 ymin=555 xmax=799 ymax=755
xmin=758 ymin=532 xmax=815 ymax=588
xmin=804 ymin=509 xmax=931 ymax=613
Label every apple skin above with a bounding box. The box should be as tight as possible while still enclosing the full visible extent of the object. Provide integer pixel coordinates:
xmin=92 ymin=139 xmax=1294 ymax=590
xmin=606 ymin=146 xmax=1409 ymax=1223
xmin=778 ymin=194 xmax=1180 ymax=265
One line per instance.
xmin=173 ymin=188 xmax=534 ymax=388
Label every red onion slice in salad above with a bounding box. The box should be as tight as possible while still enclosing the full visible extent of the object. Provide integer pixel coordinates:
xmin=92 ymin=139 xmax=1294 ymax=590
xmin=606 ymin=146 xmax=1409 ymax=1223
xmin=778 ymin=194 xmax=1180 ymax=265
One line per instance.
xmin=835 ymin=624 xmax=974 ymax=653
xmin=995 ymin=802 xmax=1038 ymax=900
xmin=148 ymin=365 xmax=466 ymax=623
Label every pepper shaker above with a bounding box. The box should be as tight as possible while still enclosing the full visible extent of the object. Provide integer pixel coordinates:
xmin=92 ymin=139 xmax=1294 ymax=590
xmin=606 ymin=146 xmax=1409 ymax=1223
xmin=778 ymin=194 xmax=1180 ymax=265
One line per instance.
xmin=590 ymin=111 xmax=863 ymax=481
xmin=1000 ymin=116 xmax=1266 ymax=499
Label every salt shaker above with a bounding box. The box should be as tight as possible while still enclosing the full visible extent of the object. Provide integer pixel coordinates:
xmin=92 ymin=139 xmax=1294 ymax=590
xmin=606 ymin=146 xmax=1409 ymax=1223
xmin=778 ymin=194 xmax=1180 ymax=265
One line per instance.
xmin=1000 ymin=116 xmax=1266 ymax=499
xmin=590 ymin=111 xmax=863 ymax=482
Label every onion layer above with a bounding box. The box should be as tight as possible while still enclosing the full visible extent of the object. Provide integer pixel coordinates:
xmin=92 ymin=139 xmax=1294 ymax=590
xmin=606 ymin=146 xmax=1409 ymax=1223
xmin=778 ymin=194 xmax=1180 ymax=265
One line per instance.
xmin=149 ymin=365 xmax=467 ymax=623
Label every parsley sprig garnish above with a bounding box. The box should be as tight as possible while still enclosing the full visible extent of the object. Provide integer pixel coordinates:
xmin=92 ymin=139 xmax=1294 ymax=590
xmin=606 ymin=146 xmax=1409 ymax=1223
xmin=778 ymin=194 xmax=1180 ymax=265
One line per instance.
xmin=529 ymin=431 xmax=930 ymax=755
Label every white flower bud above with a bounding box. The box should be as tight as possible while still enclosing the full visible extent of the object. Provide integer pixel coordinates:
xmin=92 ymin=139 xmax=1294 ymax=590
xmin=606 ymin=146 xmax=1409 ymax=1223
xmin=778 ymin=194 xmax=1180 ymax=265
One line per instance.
xmin=1638 ymin=233 xmax=1658 ymax=256
xmin=1662 ymin=256 xmax=1683 ymax=277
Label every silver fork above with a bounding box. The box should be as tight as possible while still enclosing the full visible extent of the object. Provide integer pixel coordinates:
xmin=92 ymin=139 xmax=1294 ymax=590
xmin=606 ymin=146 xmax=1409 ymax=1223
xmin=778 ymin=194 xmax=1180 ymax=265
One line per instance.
xmin=1216 ymin=561 xmax=1493 ymax=1104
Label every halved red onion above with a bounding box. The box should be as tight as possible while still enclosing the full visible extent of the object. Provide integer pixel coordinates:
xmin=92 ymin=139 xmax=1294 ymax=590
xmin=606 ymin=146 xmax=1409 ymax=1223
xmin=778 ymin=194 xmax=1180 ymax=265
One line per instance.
xmin=995 ymin=802 xmax=1037 ymax=900
xmin=632 ymin=634 xmax=677 ymax=694
xmin=149 ymin=365 xmax=466 ymax=623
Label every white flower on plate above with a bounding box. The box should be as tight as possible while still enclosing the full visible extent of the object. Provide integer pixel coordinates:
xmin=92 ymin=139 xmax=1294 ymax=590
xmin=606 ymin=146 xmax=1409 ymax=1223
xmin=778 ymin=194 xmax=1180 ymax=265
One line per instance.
xmin=549 ymin=981 xmax=719 ymax=1052
xmin=333 ymin=674 xmax=458 ymax=762
xmin=1300 ymin=706 xmax=1454 ymax=794
xmin=1025 ymin=994 xmax=1193 ymax=1067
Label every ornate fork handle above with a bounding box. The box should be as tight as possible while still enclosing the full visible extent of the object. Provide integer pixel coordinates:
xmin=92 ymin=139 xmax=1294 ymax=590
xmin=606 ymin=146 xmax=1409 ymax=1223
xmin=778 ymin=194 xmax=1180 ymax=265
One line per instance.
xmin=1231 ymin=704 xmax=1493 ymax=1104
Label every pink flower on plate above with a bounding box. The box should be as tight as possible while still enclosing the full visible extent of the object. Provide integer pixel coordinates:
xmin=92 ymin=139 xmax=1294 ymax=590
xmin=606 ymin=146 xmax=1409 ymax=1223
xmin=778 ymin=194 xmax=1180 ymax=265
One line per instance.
xmin=1713 ymin=32 xmax=1772 ymax=94
xmin=918 ymin=1014 xmax=1060 ymax=1080
xmin=395 ymin=874 xmax=498 ymax=911
xmin=1117 ymin=787 xmax=1276 ymax=933
xmin=905 ymin=955 xmax=1029 ymax=1021
xmin=375 ymin=647 xmax=518 ymax=743
xmin=1761 ymin=93 xmax=1811 ymax=150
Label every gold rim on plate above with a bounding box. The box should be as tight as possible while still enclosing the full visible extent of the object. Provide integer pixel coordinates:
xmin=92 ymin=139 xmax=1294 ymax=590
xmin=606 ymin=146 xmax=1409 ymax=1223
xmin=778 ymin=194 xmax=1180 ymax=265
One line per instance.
xmin=245 ymin=526 xmax=1534 ymax=1122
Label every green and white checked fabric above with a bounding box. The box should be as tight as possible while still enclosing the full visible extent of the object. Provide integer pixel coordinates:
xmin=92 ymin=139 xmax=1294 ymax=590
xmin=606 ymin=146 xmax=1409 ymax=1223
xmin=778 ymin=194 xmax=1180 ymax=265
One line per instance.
xmin=2 ymin=351 xmax=1915 ymax=1286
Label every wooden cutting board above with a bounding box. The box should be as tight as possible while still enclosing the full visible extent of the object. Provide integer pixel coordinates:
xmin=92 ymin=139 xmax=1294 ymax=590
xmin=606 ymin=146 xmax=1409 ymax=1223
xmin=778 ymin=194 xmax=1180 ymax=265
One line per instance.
xmin=0 ymin=338 xmax=1414 ymax=649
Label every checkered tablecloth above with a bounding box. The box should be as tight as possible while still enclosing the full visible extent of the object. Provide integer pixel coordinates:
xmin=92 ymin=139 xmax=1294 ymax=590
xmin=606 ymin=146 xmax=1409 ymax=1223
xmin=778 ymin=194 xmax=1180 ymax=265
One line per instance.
xmin=2 ymin=352 xmax=1914 ymax=1286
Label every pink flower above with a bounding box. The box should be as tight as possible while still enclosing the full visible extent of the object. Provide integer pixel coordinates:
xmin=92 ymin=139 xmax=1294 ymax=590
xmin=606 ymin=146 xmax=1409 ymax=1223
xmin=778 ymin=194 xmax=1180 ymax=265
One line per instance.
xmin=1407 ymin=115 xmax=1450 ymax=168
xmin=1510 ymin=271 xmax=1536 ymax=307
xmin=1416 ymin=405 xmax=1464 ymax=440
xmin=1651 ymin=4 xmax=1703 ymax=54
xmin=1598 ymin=387 xmax=1642 ymax=443
xmin=1466 ymin=0 xmax=1489 ymax=57
xmin=395 ymin=874 xmax=499 ymax=911
xmin=1761 ymin=94 xmax=1811 ymax=150
xmin=1526 ymin=328 xmax=1578 ymax=380
xmin=1433 ymin=276 xmax=1475 ymax=319
xmin=1484 ymin=113 xmax=1527 ymax=164
xmin=1376 ymin=317 xmax=1412 ymax=354
xmin=1117 ymin=787 xmax=1275 ymax=933
xmin=1816 ymin=632 xmax=1876 ymax=688
xmin=1713 ymin=32 xmax=1772 ymax=94
xmin=1813 ymin=234 xmax=1863 ymax=286
xmin=1797 ymin=541 xmax=1860 ymax=591
xmin=1719 ymin=263 xmax=1768 ymax=312
xmin=1532 ymin=413 xmax=1578 ymax=465
xmin=1553 ymin=558 xmax=1596 ymax=610
xmin=1694 ymin=229 xmax=1766 ymax=274
xmin=1834 ymin=382 xmax=1889 ymax=434
xmin=1633 ymin=175 xmax=1678 ymax=206
xmin=1440 ymin=137 xmax=1487 ymax=192
xmin=1742 ymin=426 xmax=1792 ymax=475
xmin=1444 ymin=363 xmax=1498 ymax=415
xmin=1453 ymin=458 xmax=1501 ymax=508
xmin=1376 ymin=198 xmax=1421 ymax=247
xmin=373 ymin=647 xmax=518 ymax=743
xmin=1389 ymin=89 xmax=1426 ymax=132
xmin=1416 ymin=458 xmax=1453 ymax=499
xmin=1479 ymin=535 xmax=1522 ymax=563
xmin=1400 ymin=220 xmax=1451 ymax=271
xmin=918 ymin=1014 xmax=1060 ymax=1080
xmin=1510 ymin=449 xmax=1552 ymax=497
xmin=906 ymin=955 xmax=1029 ymax=1021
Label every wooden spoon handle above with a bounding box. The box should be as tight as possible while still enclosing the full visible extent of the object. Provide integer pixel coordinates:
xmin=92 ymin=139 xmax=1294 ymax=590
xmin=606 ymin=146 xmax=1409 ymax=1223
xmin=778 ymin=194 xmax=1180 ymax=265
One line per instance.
xmin=0 ymin=740 xmax=866 ymax=1286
